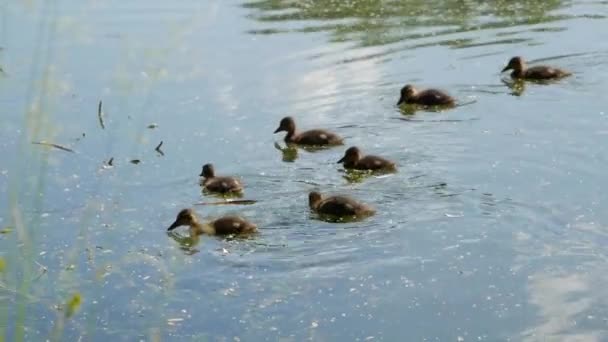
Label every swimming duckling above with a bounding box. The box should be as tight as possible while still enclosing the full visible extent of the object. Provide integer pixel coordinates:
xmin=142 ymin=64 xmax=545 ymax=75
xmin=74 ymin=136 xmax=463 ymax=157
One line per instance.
xmin=337 ymin=146 xmax=396 ymax=171
xmin=167 ymin=208 xmax=257 ymax=236
xmin=309 ymin=191 xmax=375 ymax=219
xmin=274 ymin=116 xmax=343 ymax=146
xmin=199 ymin=163 xmax=243 ymax=194
xmin=397 ymin=84 xmax=455 ymax=107
xmin=501 ymin=56 xmax=571 ymax=80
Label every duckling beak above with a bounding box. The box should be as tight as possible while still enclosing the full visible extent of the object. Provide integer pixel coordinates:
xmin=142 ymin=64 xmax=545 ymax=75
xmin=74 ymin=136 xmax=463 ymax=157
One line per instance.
xmin=337 ymin=156 xmax=345 ymax=163
xmin=167 ymin=220 xmax=181 ymax=231
xmin=501 ymin=65 xmax=511 ymax=72
xmin=396 ymin=96 xmax=405 ymax=106
xmin=273 ymin=126 xmax=282 ymax=134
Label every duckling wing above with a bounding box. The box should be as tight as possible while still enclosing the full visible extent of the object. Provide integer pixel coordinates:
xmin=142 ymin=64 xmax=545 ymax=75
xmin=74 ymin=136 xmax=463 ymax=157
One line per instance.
xmin=204 ymin=177 xmax=243 ymax=193
xmin=417 ymin=89 xmax=454 ymax=105
xmin=358 ymin=155 xmax=395 ymax=170
xmin=525 ymin=66 xmax=569 ymax=79
xmin=318 ymin=196 xmax=362 ymax=216
xmin=213 ymin=216 xmax=257 ymax=235
xmin=296 ymin=129 xmax=342 ymax=145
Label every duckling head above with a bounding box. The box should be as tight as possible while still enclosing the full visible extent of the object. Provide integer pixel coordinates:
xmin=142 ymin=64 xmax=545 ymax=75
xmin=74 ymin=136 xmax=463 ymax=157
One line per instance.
xmin=502 ymin=56 xmax=524 ymax=72
xmin=168 ymin=208 xmax=198 ymax=231
xmin=397 ymin=84 xmax=417 ymax=105
xmin=309 ymin=191 xmax=323 ymax=210
xmin=200 ymin=163 xmax=215 ymax=178
xmin=274 ymin=116 xmax=296 ymax=134
xmin=337 ymin=146 xmax=361 ymax=164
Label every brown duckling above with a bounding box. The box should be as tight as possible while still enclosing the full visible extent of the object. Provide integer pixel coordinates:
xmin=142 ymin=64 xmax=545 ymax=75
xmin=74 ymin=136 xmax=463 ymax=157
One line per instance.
xmin=501 ymin=56 xmax=571 ymax=80
xmin=309 ymin=191 xmax=375 ymax=219
xmin=274 ymin=116 xmax=343 ymax=146
xmin=167 ymin=208 xmax=257 ymax=236
xmin=337 ymin=146 xmax=396 ymax=171
xmin=199 ymin=163 xmax=243 ymax=194
xmin=397 ymin=84 xmax=455 ymax=107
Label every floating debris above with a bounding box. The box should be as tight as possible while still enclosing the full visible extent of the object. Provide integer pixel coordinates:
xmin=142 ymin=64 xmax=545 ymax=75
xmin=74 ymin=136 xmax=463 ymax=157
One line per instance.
xmin=32 ymin=141 xmax=75 ymax=153
xmin=130 ymin=159 xmax=141 ymax=164
xmin=155 ymin=141 xmax=164 ymax=156
xmin=0 ymin=227 xmax=12 ymax=234
xmin=194 ymin=199 xmax=257 ymax=206
xmin=0 ymin=257 xmax=5 ymax=273
xmin=167 ymin=318 xmax=184 ymax=326
xmin=148 ymin=123 xmax=158 ymax=129
xmin=101 ymin=157 xmax=114 ymax=170
xmin=98 ymin=100 xmax=105 ymax=129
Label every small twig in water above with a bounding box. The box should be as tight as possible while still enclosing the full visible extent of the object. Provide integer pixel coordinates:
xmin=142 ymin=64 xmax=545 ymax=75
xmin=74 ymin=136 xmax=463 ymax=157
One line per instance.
xmin=32 ymin=260 xmax=48 ymax=281
xmin=32 ymin=141 xmax=75 ymax=153
xmin=101 ymin=157 xmax=114 ymax=170
xmin=155 ymin=141 xmax=164 ymax=156
xmin=98 ymin=100 xmax=105 ymax=129
xmin=130 ymin=159 xmax=141 ymax=164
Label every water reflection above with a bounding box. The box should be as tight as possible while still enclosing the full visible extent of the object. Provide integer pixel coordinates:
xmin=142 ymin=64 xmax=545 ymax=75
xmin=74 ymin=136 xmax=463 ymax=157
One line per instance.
xmin=309 ymin=211 xmax=373 ymax=223
xmin=200 ymin=188 xmax=245 ymax=199
xmin=523 ymin=271 xmax=605 ymax=341
xmin=340 ymin=168 xmax=395 ymax=184
xmin=245 ymin=0 xmax=570 ymax=47
xmin=398 ymin=103 xmax=455 ymax=115
xmin=274 ymin=142 xmax=299 ymax=162
xmin=167 ymin=231 xmax=201 ymax=255
xmin=501 ymin=76 xmax=570 ymax=96
xmin=273 ymin=141 xmax=341 ymax=162
xmin=502 ymin=78 xmax=527 ymax=96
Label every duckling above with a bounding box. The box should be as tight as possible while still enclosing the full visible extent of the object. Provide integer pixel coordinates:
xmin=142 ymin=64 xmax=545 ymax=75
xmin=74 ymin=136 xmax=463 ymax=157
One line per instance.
xmin=397 ymin=84 xmax=455 ymax=107
xmin=167 ymin=208 xmax=257 ymax=236
xmin=274 ymin=116 xmax=343 ymax=146
xmin=501 ymin=56 xmax=571 ymax=80
xmin=337 ymin=146 xmax=396 ymax=171
xmin=199 ymin=163 xmax=243 ymax=194
xmin=309 ymin=191 xmax=375 ymax=218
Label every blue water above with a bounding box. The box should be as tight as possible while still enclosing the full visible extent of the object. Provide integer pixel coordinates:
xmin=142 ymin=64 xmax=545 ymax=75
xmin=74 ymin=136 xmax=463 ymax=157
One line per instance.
xmin=1 ymin=0 xmax=608 ymax=340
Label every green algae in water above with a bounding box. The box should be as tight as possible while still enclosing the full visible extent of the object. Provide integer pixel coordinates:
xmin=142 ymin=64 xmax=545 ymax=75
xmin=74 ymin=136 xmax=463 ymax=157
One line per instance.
xmin=65 ymin=293 xmax=82 ymax=319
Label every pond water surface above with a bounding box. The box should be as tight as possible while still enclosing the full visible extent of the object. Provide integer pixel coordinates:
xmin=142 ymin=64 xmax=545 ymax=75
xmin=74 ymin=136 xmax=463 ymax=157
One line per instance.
xmin=2 ymin=0 xmax=608 ymax=341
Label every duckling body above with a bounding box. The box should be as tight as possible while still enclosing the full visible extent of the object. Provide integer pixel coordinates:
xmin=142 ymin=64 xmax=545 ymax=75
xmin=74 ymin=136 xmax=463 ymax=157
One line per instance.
xmin=309 ymin=191 xmax=375 ymax=218
xmin=397 ymin=84 xmax=455 ymax=107
xmin=502 ymin=56 xmax=570 ymax=80
xmin=199 ymin=164 xmax=243 ymax=194
xmin=274 ymin=116 xmax=343 ymax=146
xmin=338 ymin=146 xmax=396 ymax=171
xmin=168 ymin=208 xmax=257 ymax=236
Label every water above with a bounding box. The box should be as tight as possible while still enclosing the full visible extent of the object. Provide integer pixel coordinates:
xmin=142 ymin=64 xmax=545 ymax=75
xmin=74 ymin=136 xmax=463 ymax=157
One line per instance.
xmin=1 ymin=0 xmax=608 ymax=340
